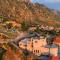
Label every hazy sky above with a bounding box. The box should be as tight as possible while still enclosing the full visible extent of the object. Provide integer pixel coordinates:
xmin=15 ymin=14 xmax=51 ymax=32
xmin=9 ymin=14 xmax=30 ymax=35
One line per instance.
xmin=32 ymin=0 xmax=60 ymax=10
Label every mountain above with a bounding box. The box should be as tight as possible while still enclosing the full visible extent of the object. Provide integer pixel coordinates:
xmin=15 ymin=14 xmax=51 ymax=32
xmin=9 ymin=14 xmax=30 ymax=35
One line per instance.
xmin=51 ymin=9 xmax=60 ymax=17
xmin=0 ymin=0 xmax=60 ymax=27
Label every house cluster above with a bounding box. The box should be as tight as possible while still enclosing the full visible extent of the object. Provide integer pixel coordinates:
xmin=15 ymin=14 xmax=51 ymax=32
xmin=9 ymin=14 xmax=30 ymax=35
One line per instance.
xmin=28 ymin=24 xmax=60 ymax=32
xmin=19 ymin=35 xmax=60 ymax=57
xmin=28 ymin=25 xmax=55 ymax=31
xmin=39 ymin=25 xmax=54 ymax=30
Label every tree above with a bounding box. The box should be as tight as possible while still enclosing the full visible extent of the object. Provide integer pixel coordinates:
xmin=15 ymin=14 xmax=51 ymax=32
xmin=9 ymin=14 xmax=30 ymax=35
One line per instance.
xmin=47 ymin=38 xmax=53 ymax=45
xmin=46 ymin=35 xmax=55 ymax=45
xmin=49 ymin=30 xmax=57 ymax=35
xmin=35 ymin=26 xmax=40 ymax=33
xmin=21 ymin=21 xmax=29 ymax=31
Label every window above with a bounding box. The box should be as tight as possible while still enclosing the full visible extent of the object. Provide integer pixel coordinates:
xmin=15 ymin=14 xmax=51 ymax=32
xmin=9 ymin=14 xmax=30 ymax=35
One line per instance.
xmin=24 ymin=45 xmax=27 ymax=47
xmin=35 ymin=41 xmax=37 ymax=43
xmin=38 ymin=50 xmax=39 ymax=53
xmin=36 ymin=50 xmax=37 ymax=53
xmin=34 ymin=50 xmax=40 ymax=53
xmin=34 ymin=50 xmax=35 ymax=53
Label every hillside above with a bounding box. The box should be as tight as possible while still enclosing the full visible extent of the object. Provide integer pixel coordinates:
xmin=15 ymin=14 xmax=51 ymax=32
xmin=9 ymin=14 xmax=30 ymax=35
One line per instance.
xmin=0 ymin=0 xmax=60 ymax=27
xmin=51 ymin=9 xmax=60 ymax=17
xmin=0 ymin=0 xmax=60 ymax=41
xmin=0 ymin=1 xmax=60 ymax=60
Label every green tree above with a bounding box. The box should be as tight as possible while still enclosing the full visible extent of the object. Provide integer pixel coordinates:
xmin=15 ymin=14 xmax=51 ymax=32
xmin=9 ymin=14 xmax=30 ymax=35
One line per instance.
xmin=21 ymin=21 xmax=29 ymax=31
xmin=49 ymin=30 xmax=57 ymax=35
xmin=35 ymin=26 xmax=40 ymax=33
xmin=46 ymin=36 xmax=54 ymax=45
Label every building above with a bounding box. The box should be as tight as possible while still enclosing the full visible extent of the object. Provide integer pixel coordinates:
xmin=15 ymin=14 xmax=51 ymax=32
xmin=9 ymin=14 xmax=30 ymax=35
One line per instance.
xmin=54 ymin=36 xmax=60 ymax=46
xmin=49 ymin=44 xmax=58 ymax=56
xmin=19 ymin=36 xmax=58 ymax=56
xmin=54 ymin=36 xmax=60 ymax=58
xmin=5 ymin=21 xmax=20 ymax=28
xmin=49 ymin=56 xmax=58 ymax=60
xmin=19 ymin=36 xmax=48 ymax=56
xmin=28 ymin=27 xmax=36 ymax=31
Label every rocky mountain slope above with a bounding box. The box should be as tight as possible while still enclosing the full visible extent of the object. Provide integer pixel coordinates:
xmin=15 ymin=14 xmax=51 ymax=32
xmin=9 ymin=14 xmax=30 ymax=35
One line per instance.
xmin=0 ymin=0 xmax=60 ymax=26
xmin=51 ymin=9 xmax=60 ymax=17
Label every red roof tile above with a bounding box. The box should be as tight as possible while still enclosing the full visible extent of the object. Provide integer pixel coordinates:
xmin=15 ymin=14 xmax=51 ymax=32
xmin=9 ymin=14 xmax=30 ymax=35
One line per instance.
xmin=54 ymin=36 xmax=60 ymax=43
xmin=49 ymin=56 xmax=58 ymax=60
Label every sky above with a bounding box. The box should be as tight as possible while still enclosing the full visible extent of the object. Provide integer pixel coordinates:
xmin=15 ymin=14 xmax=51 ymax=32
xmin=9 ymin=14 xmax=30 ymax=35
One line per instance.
xmin=32 ymin=0 xmax=60 ymax=10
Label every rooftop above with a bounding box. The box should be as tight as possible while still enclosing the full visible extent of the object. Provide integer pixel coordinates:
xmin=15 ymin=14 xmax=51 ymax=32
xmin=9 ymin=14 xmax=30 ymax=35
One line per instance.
xmin=54 ymin=36 xmax=60 ymax=43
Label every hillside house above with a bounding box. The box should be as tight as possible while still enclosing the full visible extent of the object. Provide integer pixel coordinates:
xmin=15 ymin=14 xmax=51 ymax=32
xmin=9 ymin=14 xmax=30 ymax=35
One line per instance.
xmin=19 ymin=36 xmax=49 ymax=56
xmin=28 ymin=27 xmax=36 ymax=31
xmin=19 ymin=35 xmax=58 ymax=56
xmin=54 ymin=36 xmax=60 ymax=46
xmin=5 ymin=21 xmax=21 ymax=28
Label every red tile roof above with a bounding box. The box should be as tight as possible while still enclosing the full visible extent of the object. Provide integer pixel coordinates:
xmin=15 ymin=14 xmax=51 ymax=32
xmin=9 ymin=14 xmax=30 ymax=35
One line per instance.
xmin=49 ymin=56 xmax=58 ymax=60
xmin=54 ymin=36 xmax=60 ymax=43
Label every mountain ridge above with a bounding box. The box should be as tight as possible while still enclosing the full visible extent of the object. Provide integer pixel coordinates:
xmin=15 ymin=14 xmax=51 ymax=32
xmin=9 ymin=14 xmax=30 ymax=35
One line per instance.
xmin=0 ymin=0 xmax=60 ymax=27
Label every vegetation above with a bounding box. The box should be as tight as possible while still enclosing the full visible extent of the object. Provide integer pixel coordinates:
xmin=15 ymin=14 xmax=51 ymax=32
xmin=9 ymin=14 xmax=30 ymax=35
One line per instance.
xmin=0 ymin=48 xmax=6 ymax=60
xmin=46 ymin=37 xmax=54 ymax=45
xmin=34 ymin=26 xmax=40 ymax=33
xmin=0 ymin=0 xmax=59 ymax=26
xmin=0 ymin=0 xmax=59 ymax=60
xmin=21 ymin=21 xmax=29 ymax=31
